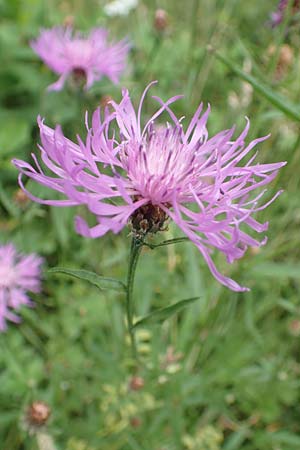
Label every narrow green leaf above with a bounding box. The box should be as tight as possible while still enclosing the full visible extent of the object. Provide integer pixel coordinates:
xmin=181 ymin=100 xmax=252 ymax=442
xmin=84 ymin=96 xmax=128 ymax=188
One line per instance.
xmin=272 ymin=431 xmax=300 ymax=446
xmin=132 ymin=297 xmax=199 ymax=329
xmin=0 ymin=182 xmax=19 ymax=217
xmin=215 ymin=52 xmax=300 ymax=121
xmin=48 ymin=267 xmax=126 ymax=291
xmin=222 ymin=428 xmax=249 ymax=450
xmin=0 ymin=114 xmax=31 ymax=155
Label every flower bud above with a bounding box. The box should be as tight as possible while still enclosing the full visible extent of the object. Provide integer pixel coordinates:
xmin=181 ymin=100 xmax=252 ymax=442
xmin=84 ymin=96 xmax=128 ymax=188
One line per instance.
xmin=130 ymin=416 xmax=142 ymax=428
xmin=63 ymin=15 xmax=75 ymax=27
xmin=154 ymin=9 xmax=168 ymax=32
xmin=129 ymin=375 xmax=144 ymax=391
xmin=14 ymin=188 xmax=29 ymax=207
xmin=26 ymin=401 xmax=51 ymax=427
xmin=100 ymin=95 xmax=114 ymax=109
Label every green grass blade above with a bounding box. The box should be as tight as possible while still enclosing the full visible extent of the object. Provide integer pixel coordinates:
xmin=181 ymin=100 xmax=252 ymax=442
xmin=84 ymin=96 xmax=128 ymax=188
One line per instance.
xmin=216 ymin=51 xmax=300 ymax=121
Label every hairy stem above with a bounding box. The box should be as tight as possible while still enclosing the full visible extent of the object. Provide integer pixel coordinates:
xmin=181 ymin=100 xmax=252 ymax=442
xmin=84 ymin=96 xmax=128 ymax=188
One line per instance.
xmin=126 ymin=237 xmax=143 ymax=359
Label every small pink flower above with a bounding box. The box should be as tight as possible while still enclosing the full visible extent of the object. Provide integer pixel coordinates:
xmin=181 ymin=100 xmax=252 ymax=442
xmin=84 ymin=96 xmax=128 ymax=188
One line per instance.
xmin=31 ymin=27 xmax=129 ymax=91
xmin=270 ymin=0 xmax=300 ymax=26
xmin=0 ymin=244 xmax=43 ymax=331
xmin=13 ymin=83 xmax=286 ymax=291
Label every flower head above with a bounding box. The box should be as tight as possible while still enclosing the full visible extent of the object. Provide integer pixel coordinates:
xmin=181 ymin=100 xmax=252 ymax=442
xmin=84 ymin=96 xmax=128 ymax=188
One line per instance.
xmin=270 ymin=0 xmax=300 ymax=26
xmin=13 ymin=83 xmax=286 ymax=291
xmin=31 ymin=27 xmax=129 ymax=91
xmin=0 ymin=244 xmax=43 ymax=331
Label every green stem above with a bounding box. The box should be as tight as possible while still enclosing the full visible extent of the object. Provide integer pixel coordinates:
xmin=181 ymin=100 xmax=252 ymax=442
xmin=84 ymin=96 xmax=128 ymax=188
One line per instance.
xmin=126 ymin=237 xmax=143 ymax=359
xmin=188 ymin=0 xmax=201 ymax=66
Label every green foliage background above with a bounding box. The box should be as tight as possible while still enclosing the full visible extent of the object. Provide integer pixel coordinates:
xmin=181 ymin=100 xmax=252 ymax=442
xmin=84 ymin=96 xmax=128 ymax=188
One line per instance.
xmin=0 ymin=0 xmax=300 ymax=449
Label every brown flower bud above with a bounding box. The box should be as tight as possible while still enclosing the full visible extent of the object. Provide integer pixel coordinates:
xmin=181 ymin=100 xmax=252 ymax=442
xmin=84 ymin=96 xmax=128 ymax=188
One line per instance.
xmin=27 ymin=401 xmax=51 ymax=427
xmin=154 ymin=9 xmax=168 ymax=32
xmin=63 ymin=15 xmax=74 ymax=28
xmin=249 ymin=246 xmax=260 ymax=255
xmin=130 ymin=416 xmax=142 ymax=428
xmin=280 ymin=44 xmax=294 ymax=66
xmin=100 ymin=95 xmax=113 ymax=109
xmin=129 ymin=375 xmax=144 ymax=391
xmin=14 ymin=189 xmax=29 ymax=207
xmin=288 ymin=319 xmax=300 ymax=336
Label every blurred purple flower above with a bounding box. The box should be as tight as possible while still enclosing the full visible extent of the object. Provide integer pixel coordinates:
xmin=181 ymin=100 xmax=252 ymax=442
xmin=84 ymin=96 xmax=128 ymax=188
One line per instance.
xmin=31 ymin=27 xmax=129 ymax=91
xmin=271 ymin=0 xmax=300 ymax=26
xmin=13 ymin=83 xmax=286 ymax=291
xmin=0 ymin=244 xmax=43 ymax=331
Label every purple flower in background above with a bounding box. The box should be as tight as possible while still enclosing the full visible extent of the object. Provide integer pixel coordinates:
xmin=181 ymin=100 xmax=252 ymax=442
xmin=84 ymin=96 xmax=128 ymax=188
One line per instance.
xmin=31 ymin=27 xmax=129 ymax=91
xmin=13 ymin=83 xmax=286 ymax=291
xmin=0 ymin=244 xmax=43 ymax=331
xmin=271 ymin=0 xmax=300 ymax=26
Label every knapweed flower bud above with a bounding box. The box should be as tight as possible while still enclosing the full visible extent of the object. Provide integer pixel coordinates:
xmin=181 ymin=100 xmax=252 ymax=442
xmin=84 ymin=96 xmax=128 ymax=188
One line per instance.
xmin=129 ymin=375 xmax=144 ymax=391
xmin=130 ymin=416 xmax=142 ymax=428
xmin=14 ymin=188 xmax=30 ymax=207
xmin=63 ymin=15 xmax=74 ymax=27
xmin=154 ymin=9 xmax=168 ymax=32
xmin=26 ymin=401 xmax=51 ymax=428
xmin=288 ymin=319 xmax=300 ymax=336
xmin=100 ymin=94 xmax=114 ymax=109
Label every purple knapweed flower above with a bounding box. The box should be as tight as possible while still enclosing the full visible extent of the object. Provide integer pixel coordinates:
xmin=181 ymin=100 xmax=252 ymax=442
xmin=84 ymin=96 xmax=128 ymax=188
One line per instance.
xmin=0 ymin=244 xmax=43 ymax=331
xmin=12 ymin=83 xmax=286 ymax=292
xmin=31 ymin=27 xmax=129 ymax=91
xmin=271 ymin=0 xmax=300 ymax=26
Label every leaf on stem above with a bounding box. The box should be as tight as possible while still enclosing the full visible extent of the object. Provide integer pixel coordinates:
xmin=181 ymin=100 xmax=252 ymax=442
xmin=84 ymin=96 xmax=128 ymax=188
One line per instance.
xmin=144 ymin=237 xmax=190 ymax=249
xmin=48 ymin=267 xmax=126 ymax=291
xmin=132 ymin=297 xmax=200 ymax=329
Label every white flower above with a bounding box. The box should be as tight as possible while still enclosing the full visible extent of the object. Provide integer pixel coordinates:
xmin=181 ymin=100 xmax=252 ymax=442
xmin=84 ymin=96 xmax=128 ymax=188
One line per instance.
xmin=104 ymin=0 xmax=138 ymax=17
